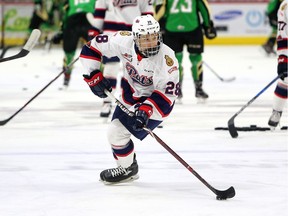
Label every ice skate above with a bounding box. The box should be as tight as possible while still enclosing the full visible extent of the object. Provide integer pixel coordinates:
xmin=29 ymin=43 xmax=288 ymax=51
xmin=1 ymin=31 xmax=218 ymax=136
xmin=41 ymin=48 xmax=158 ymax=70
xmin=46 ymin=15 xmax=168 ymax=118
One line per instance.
xmin=100 ymin=155 xmax=139 ymax=184
xmin=195 ymin=81 xmax=209 ymax=102
xmin=268 ymin=110 xmax=282 ymax=129
xmin=261 ymin=44 xmax=276 ymax=56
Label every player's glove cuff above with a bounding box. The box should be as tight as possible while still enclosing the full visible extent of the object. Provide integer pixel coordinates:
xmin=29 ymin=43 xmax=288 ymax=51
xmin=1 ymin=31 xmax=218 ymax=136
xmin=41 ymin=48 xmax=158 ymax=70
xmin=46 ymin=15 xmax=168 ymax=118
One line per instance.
xmin=278 ymin=55 xmax=288 ymax=80
xmin=83 ymin=70 xmax=112 ymax=98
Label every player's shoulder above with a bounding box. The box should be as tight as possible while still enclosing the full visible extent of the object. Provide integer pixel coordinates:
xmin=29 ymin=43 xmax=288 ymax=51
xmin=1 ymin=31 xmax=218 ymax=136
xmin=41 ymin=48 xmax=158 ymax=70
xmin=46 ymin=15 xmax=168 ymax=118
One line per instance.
xmin=154 ymin=44 xmax=179 ymax=75
xmin=158 ymin=43 xmax=178 ymax=65
xmin=161 ymin=43 xmax=177 ymax=56
xmin=109 ymin=31 xmax=134 ymax=45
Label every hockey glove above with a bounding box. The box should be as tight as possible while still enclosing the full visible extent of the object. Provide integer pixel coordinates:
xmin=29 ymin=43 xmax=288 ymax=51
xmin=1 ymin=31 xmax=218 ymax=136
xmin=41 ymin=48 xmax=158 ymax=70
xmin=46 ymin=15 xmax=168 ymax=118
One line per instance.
xmin=132 ymin=104 xmax=153 ymax=131
xmin=83 ymin=70 xmax=112 ymax=98
xmin=203 ymin=21 xmax=217 ymax=40
xmin=278 ymin=55 xmax=288 ymax=80
xmin=51 ymin=32 xmax=63 ymax=44
xmin=88 ymin=27 xmax=100 ymax=41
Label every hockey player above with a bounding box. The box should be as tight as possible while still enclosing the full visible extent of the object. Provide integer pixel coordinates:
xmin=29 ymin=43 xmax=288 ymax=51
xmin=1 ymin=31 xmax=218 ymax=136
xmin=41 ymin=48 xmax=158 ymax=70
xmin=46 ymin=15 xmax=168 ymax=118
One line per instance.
xmin=268 ymin=0 xmax=288 ymax=128
xmin=155 ymin=0 xmax=217 ymax=101
xmin=262 ymin=0 xmax=283 ymax=55
xmin=52 ymin=0 xmax=96 ymax=87
xmin=87 ymin=0 xmax=154 ymax=117
xmin=80 ymin=15 xmax=179 ymax=184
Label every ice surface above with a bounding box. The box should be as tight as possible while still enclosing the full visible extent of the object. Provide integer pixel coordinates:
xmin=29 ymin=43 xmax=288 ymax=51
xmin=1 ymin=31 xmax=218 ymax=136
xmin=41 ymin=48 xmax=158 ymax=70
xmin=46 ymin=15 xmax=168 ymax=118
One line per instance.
xmin=0 ymin=45 xmax=287 ymax=216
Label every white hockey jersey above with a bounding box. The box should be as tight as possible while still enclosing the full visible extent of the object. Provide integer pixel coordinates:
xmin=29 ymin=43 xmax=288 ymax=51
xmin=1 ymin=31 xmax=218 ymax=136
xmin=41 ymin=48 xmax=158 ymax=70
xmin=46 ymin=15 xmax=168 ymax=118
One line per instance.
xmin=277 ymin=0 xmax=288 ymax=57
xmin=80 ymin=31 xmax=179 ymax=121
xmin=89 ymin=0 xmax=154 ymax=33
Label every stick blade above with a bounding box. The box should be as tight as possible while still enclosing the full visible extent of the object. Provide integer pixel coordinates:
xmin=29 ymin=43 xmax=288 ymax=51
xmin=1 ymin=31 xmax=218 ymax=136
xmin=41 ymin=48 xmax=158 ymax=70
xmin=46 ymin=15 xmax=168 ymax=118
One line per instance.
xmin=0 ymin=119 xmax=10 ymax=126
xmin=228 ymin=117 xmax=238 ymax=138
xmin=23 ymin=29 xmax=41 ymax=51
xmin=216 ymin=186 xmax=236 ymax=200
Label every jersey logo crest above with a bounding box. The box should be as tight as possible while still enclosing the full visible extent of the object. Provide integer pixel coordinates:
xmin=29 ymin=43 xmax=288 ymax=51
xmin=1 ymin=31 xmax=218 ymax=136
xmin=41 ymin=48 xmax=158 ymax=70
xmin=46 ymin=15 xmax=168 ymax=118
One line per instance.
xmin=165 ymin=55 xmax=174 ymax=66
xmin=126 ymin=62 xmax=153 ymax=86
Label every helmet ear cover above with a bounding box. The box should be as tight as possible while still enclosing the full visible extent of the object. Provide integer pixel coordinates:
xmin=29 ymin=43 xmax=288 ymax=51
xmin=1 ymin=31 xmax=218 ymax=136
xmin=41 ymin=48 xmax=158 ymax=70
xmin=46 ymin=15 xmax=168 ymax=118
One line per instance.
xmin=132 ymin=15 xmax=162 ymax=57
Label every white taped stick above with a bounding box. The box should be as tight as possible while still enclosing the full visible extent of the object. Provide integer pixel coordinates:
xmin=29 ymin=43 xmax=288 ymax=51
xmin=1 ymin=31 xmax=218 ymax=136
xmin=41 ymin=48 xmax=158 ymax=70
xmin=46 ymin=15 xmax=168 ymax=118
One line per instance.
xmin=23 ymin=29 xmax=41 ymax=51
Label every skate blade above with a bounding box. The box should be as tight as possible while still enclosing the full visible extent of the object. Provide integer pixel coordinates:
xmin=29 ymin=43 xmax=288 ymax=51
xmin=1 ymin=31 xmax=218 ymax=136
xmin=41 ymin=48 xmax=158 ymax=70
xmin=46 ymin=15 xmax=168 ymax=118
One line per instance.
xmin=100 ymin=174 xmax=139 ymax=185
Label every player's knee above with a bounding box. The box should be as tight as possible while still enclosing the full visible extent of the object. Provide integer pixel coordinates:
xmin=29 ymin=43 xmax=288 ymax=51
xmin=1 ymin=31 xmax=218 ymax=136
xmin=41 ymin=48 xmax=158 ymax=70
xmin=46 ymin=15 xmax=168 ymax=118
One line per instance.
xmin=107 ymin=119 xmax=131 ymax=146
xmin=189 ymin=53 xmax=202 ymax=63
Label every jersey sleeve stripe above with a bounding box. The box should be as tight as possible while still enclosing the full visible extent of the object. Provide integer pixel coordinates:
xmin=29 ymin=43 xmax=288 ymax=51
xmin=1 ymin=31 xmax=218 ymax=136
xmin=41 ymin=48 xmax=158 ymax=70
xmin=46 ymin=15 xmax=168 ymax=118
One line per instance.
xmin=93 ymin=8 xmax=106 ymax=19
xmin=80 ymin=46 xmax=102 ymax=62
xmin=277 ymin=38 xmax=288 ymax=51
xmin=103 ymin=22 xmax=132 ymax=31
xmin=147 ymin=91 xmax=174 ymax=117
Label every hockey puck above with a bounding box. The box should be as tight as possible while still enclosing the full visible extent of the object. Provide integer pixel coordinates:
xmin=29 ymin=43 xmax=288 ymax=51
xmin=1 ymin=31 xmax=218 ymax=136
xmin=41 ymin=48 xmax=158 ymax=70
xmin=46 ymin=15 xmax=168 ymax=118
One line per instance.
xmin=22 ymin=87 xmax=28 ymax=91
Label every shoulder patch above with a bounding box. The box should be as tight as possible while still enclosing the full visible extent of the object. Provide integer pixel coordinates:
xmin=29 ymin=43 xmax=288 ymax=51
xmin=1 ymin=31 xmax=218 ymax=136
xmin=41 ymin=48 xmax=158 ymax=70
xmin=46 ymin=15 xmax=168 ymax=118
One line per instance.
xmin=281 ymin=2 xmax=287 ymax=11
xmin=120 ymin=31 xmax=132 ymax=36
xmin=165 ymin=55 xmax=174 ymax=66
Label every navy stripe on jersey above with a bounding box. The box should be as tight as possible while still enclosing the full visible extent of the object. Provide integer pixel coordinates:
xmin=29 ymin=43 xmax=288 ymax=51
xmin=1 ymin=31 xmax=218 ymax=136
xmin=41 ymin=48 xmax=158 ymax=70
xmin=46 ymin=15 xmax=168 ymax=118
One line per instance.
xmin=103 ymin=21 xmax=132 ymax=31
xmin=80 ymin=44 xmax=102 ymax=62
xmin=277 ymin=38 xmax=288 ymax=51
xmin=93 ymin=9 xmax=106 ymax=19
xmin=147 ymin=90 xmax=174 ymax=117
xmin=121 ymin=78 xmax=147 ymax=105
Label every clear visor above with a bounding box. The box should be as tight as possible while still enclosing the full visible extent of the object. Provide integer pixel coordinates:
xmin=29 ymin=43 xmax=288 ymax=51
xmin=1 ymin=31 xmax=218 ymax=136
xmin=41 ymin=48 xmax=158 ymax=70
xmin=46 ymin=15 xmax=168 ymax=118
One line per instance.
xmin=135 ymin=32 xmax=162 ymax=57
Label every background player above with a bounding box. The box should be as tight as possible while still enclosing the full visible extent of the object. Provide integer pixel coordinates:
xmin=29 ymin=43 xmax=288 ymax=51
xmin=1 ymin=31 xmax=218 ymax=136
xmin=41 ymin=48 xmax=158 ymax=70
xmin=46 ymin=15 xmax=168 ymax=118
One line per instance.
xmin=52 ymin=0 xmax=95 ymax=87
xmin=262 ymin=0 xmax=283 ymax=55
xmin=155 ymin=0 xmax=217 ymax=102
xmin=268 ymin=0 xmax=288 ymax=128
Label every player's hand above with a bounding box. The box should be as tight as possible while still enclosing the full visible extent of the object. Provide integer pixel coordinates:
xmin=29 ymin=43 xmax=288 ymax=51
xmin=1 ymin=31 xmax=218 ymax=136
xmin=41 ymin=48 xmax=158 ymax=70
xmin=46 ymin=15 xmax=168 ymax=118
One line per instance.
xmin=203 ymin=21 xmax=217 ymax=40
xmin=51 ymin=32 xmax=63 ymax=44
xmin=83 ymin=70 xmax=112 ymax=98
xmin=278 ymin=55 xmax=288 ymax=80
xmin=132 ymin=104 xmax=153 ymax=131
xmin=88 ymin=27 xmax=100 ymax=41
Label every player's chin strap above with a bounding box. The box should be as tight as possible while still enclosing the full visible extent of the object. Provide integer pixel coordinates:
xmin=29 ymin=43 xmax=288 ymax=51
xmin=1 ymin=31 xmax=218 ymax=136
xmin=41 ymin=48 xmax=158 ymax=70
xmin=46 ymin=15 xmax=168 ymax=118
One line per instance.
xmin=103 ymin=89 xmax=235 ymax=200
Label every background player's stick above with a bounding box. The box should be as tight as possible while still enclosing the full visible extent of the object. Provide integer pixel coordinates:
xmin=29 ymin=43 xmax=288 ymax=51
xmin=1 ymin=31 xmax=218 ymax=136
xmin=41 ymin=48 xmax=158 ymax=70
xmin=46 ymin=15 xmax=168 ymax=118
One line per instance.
xmin=0 ymin=57 xmax=79 ymax=126
xmin=203 ymin=61 xmax=236 ymax=82
xmin=0 ymin=29 xmax=41 ymax=63
xmin=228 ymin=72 xmax=286 ymax=138
xmin=104 ymin=89 xmax=236 ymax=200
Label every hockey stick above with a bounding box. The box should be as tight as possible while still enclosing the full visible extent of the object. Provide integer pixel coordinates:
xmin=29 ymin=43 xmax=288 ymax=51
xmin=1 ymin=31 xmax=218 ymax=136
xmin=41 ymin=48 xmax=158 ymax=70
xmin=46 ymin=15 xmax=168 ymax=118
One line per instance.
xmin=228 ymin=72 xmax=287 ymax=138
xmin=203 ymin=61 xmax=236 ymax=82
xmin=0 ymin=57 xmax=79 ymax=126
xmin=104 ymin=89 xmax=236 ymax=200
xmin=0 ymin=29 xmax=41 ymax=63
